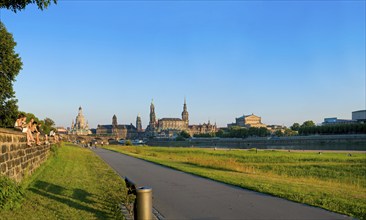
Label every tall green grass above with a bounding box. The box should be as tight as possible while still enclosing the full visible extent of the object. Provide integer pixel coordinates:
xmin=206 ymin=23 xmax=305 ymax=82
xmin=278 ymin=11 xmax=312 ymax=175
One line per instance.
xmin=0 ymin=176 xmax=24 ymax=210
xmin=0 ymin=143 xmax=127 ymax=219
xmin=105 ymin=146 xmax=366 ymax=219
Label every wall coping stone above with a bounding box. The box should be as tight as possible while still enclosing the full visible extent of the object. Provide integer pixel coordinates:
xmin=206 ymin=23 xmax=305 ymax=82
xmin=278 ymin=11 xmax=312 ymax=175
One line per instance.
xmin=0 ymin=128 xmax=26 ymax=136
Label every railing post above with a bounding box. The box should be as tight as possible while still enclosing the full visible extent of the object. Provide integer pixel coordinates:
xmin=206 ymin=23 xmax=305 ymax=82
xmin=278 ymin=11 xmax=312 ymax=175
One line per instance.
xmin=136 ymin=186 xmax=153 ymax=220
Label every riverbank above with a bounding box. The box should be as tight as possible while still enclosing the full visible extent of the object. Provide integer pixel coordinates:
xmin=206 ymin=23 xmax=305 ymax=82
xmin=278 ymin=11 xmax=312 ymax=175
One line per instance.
xmin=147 ymin=134 xmax=366 ymax=150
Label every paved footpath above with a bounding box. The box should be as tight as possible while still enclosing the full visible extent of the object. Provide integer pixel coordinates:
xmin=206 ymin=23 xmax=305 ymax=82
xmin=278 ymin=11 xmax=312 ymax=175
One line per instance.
xmin=92 ymin=148 xmax=351 ymax=220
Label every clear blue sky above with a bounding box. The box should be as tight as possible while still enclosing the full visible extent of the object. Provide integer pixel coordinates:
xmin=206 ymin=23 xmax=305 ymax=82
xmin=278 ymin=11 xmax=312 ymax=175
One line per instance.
xmin=1 ymin=1 xmax=365 ymax=128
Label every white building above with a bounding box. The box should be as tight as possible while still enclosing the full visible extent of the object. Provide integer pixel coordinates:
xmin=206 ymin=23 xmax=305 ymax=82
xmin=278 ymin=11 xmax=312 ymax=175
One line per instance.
xmin=69 ymin=106 xmax=92 ymax=135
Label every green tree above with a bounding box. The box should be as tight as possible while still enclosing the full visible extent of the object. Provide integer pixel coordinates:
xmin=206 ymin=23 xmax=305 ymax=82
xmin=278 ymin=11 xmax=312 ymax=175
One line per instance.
xmin=0 ymin=99 xmax=18 ymax=128
xmin=215 ymin=129 xmax=224 ymax=137
xmin=274 ymin=130 xmax=284 ymax=137
xmin=290 ymin=123 xmax=300 ymax=131
xmin=1 ymin=0 xmax=57 ymax=127
xmin=258 ymin=127 xmax=270 ymax=137
xmin=301 ymin=120 xmax=315 ymax=128
xmin=0 ymin=22 xmax=23 ymax=128
xmin=180 ymin=130 xmax=191 ymax=139
xmin=175 ymin=136 xmax=185 ymax=141
xmin=0 ymin=0 xmax=57 ymax=12
xmin=17 ymin=111 xmax=55 ymax=134
xmin=284 ymin=128 xmax=297 ymax=136
xmin=19 ymin=112 xmax=40 ymax=123
xmin=42 ymin=117 xmax=55 ymax=135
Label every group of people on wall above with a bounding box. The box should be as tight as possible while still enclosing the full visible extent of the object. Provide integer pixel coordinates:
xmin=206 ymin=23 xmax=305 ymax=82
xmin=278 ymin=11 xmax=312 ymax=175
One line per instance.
xmin=14 ymin=113 xmax=59 ymax=146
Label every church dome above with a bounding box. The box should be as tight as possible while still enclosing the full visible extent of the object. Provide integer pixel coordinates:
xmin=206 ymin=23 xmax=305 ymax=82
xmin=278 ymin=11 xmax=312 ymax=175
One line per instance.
xmin=69 ymin=106 xmax=92 ymax=135
xmin=75 ymin=106 xmax=86 ymax=129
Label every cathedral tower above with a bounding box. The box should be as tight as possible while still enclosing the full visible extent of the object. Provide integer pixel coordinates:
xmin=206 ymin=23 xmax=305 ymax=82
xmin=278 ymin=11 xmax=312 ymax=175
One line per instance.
xmin=136 ymin=114 xmax=142 ymax=132
xmin=112 ymin=114 xmax=118 ymax=138
xmin=112 ymin=114 xmax=118 ymax=128
xmin=149 ymin=99 xmax=157 ymax=129
xmin=182 ymin=98 xmax=189 ymax=127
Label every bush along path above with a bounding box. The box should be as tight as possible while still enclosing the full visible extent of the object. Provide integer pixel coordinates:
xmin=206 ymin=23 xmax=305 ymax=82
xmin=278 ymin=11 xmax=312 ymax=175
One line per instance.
xmin=0 ymin=143 xmax=127 ymax=220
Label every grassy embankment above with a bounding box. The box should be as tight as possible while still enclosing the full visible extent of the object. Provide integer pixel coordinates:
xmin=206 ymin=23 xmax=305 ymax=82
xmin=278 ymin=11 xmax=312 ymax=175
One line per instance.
xmin=105 ymin=145 xmax=366 ymax=219
xmin=0 ymin=143 xmax=127 ymax=220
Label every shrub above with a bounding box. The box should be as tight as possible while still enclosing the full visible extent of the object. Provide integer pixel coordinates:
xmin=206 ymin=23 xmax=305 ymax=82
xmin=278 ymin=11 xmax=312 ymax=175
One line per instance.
xmin=180 ymin=131 xmax=191 ymax=138
xmin=50 ymin=143 xmax=59 ymax=156
xmin=175 ymin=136 xmax=185 ymax=141
xmin=0 ymin=175 xmax=24 ymax=210
xmin=125 ymin=140 xmax=132 ymax=146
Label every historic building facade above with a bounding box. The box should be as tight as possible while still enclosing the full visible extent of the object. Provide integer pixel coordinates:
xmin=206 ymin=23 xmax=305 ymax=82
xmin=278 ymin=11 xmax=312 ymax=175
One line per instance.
xmin=189 ymin=122 xmax=217 ymax=136
xmin=146 ymin=99 xmax=217 ymax=137
xmin=96 ymin=115 xmax=139 ymax=139
xmin=69 ymin=107 xmax=92 ymax=135
xmin=228 ymin=114 xmax=267 ymax=128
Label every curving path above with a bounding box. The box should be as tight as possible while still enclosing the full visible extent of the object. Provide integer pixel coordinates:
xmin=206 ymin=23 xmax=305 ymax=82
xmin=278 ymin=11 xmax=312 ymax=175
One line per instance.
xmin=92 ymin=148 xmax=351 ymax=220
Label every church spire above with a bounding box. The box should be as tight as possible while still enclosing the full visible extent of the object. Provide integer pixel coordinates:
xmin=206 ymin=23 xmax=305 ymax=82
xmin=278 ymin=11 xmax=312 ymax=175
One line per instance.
xmin=183 ymin=96 xmax=187 ymax=111
xmin=150 ymin=99 xmax=155 ymax=113
xmin=136 ymin=113 xmax=142 ymax=132
xmin=182 ymin=97 xmax=189 ymax=127
xmin=149 ymin=99 xmax=156 ymax=129
xmin=112 ymin=114 xmax=118 ymax=128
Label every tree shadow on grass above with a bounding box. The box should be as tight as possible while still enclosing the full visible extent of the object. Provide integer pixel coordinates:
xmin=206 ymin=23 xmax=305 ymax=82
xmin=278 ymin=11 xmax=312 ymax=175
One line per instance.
xmin=33 ymin=180 xmax=65 ymax=195
xmin=72 ymin=188 xmax=94 ymax=204
xmin=29 ymin=180 xmax=109 ymax=219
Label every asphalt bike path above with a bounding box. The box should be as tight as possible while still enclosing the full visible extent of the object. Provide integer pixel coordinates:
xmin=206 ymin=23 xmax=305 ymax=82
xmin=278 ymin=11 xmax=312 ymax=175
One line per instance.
xmin=92 ymin=147 xmax=351 ymax=220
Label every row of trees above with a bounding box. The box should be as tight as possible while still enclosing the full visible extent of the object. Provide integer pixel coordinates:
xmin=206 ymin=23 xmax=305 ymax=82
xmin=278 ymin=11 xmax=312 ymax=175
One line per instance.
xmin=180 ymin=127 xmax=273 ymax=140
xmin=299 ymin=123 xmax=366 ymax=135
xmin=290 ymin=121 xmax=315 ymax=131
xmin=290 ymin=120 xmax=366 ymax=135
xmin=217 ymin=126 xmax=270 ymax=138
xmin=272 ymin=129 xmax=297 ymax=137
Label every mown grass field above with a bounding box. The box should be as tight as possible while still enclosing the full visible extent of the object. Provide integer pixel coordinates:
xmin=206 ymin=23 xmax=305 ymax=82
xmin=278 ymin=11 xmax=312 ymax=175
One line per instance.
xmin=105 ymin=145 xmax=366 ymax=219
xmin=0 ymin=143 xmax=127 ymax=220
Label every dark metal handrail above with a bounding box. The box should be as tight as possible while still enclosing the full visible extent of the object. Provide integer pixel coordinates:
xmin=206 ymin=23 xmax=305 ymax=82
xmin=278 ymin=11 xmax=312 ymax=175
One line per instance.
xmin=124 ymin=176 xmax=153 ymax=220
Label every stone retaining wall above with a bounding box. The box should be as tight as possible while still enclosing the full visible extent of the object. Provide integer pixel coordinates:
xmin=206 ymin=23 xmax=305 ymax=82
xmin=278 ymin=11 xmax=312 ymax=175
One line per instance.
xmin=0 ymin=128 xmax=52 ymax=182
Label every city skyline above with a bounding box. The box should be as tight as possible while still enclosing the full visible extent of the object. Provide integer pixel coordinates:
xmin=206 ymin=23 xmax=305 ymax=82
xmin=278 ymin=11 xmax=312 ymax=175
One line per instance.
xmin=70 ymin=98 xmax=362 ymax=130
xmin=1 ymin=1 xmax=365 ymax=128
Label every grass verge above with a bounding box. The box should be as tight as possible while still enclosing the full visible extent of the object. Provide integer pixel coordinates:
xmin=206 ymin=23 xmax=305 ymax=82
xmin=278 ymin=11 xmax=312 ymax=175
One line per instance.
xmin=0 ymin=143 xmax=127 ymax=220
xmin=104 ymin=145 xmax=366 ymax=219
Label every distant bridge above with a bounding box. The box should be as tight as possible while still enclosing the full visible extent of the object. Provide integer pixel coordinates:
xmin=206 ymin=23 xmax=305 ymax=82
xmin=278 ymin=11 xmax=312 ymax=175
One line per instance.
xmin=67 ymin=135 xmax=119 ymax=145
